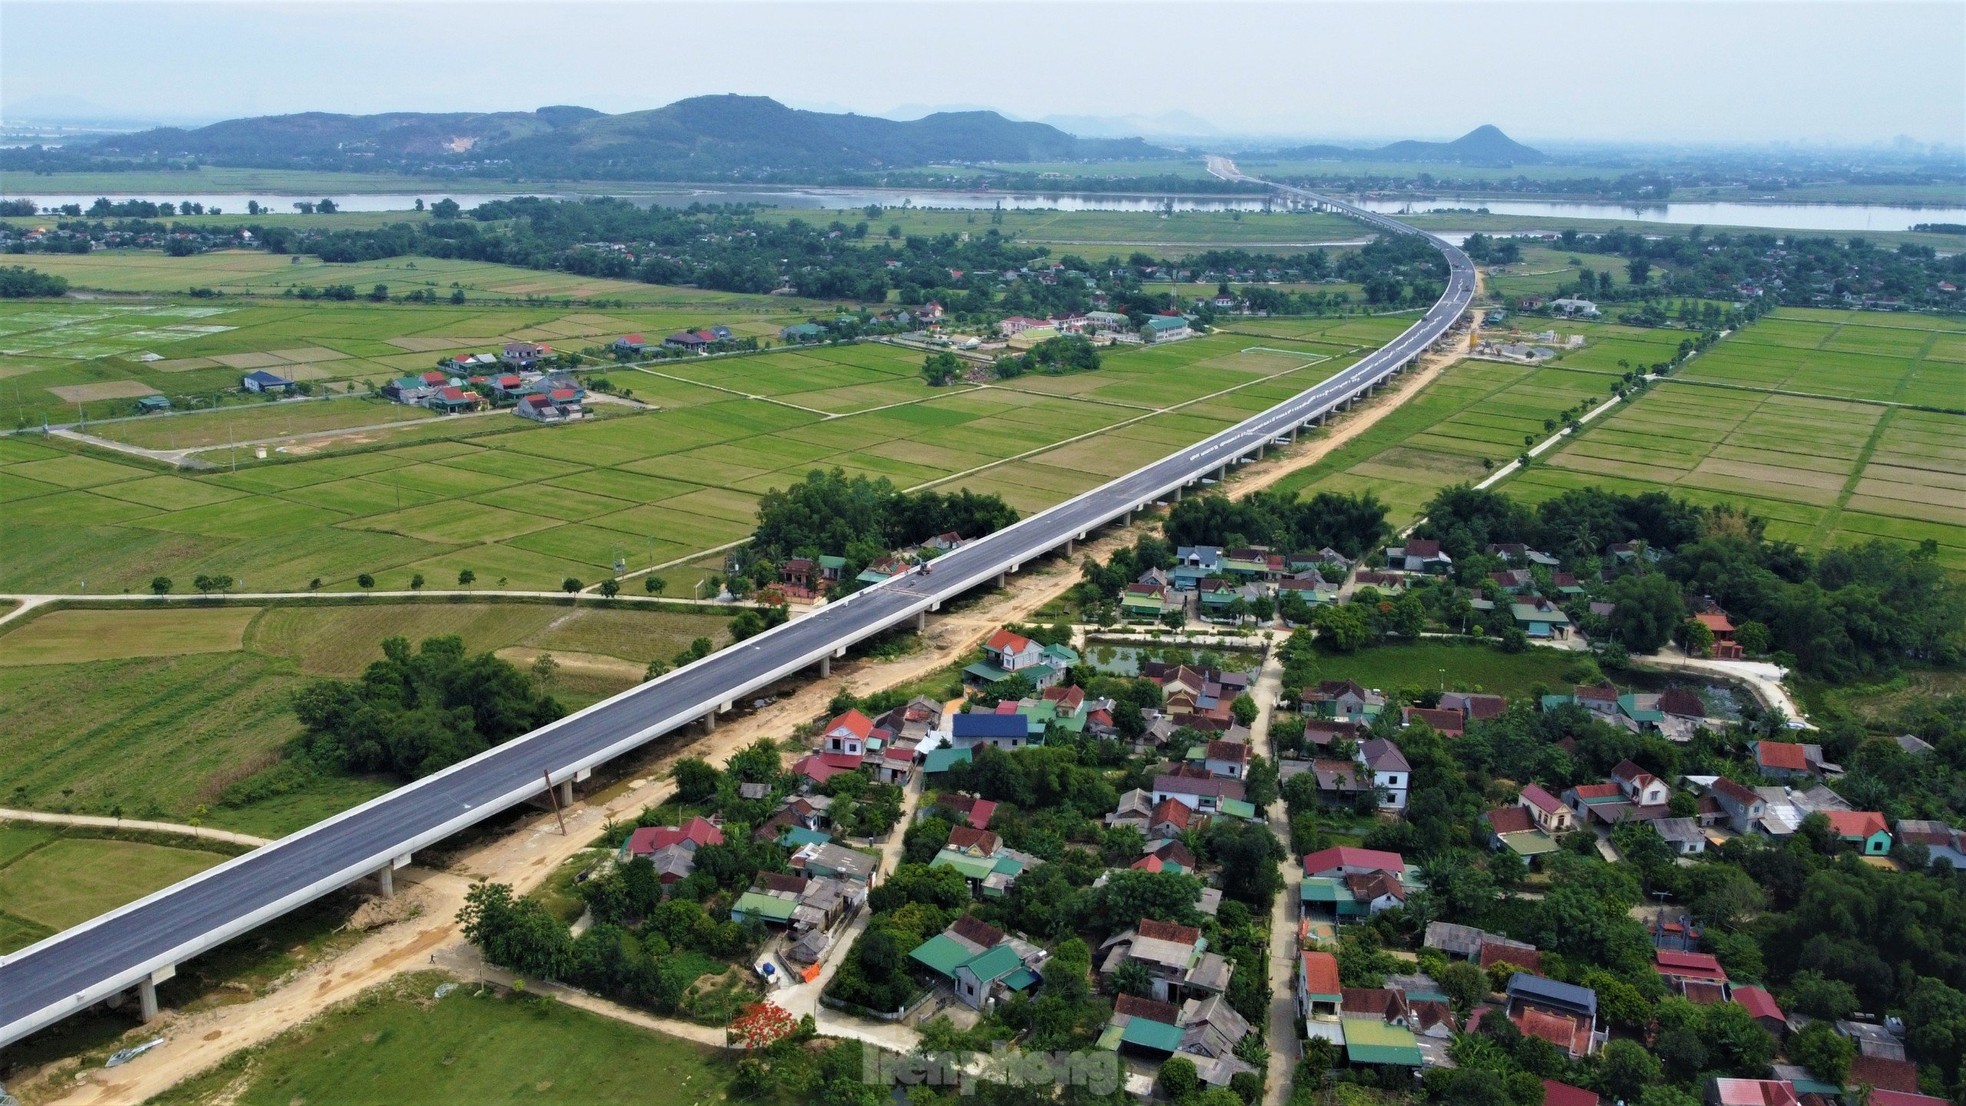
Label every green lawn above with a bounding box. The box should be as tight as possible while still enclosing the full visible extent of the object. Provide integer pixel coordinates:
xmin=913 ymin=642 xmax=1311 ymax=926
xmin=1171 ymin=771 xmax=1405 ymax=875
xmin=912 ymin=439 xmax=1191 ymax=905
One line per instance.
xmin=1306 ymin=641 xmax=1585 ymax=700
xmin=150 ymin=973 xmax=749 ymax=1106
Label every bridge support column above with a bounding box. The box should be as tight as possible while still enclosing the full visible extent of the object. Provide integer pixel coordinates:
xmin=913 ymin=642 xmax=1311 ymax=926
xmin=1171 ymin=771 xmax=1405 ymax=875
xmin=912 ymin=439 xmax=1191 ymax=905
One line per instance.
xmin=818 ymin=654 xmax=831 ymax=677
xmin=1063 ymin=538 xmax=1075 ymax=557
xmin=914 ymin=610 xmax=927 ymax=632
xmin=555 ymin=779 xmax=574 ymax=807
xmin=1121 ymin=510 xmax=1132 ymax=526
xmin=375 ymin=864 xmax=394 ymax=899
xmin=702 ymin=711 xmax=717 ymax=733
xmin=994 ymin=572 xmax=1007 ymax=588
xmin=1214 ymin=465 xmax=1226 ymax=481
xmin=138 ymin=978 xmax=159 ymax=1022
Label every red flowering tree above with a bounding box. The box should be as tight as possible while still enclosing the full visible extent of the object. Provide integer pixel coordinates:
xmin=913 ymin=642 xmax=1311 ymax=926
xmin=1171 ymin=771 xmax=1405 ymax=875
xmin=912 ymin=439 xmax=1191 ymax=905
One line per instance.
xmin=727 ymin=1001 xmax=796 ymax=1049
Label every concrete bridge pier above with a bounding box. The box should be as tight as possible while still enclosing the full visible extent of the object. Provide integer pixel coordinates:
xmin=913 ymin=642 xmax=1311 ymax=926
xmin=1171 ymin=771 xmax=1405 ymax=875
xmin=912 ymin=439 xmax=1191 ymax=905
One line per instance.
xmin=994 ymin=572 xmax=1008 ymax=588
xmin=1063 ymin=538 xmax=1075 ymax=557
xmin=555 ymin=779 xmax=574 ymax=807
xmin=702 ymin=711 xmax=717 ymax=733
xmin=817 ymin=654 xmax=831 ymax=677
xmin=135 ymin=964 xmax=174 ymax=1021
xmin=914 ymin=610 xmax=928 ymax=632
xmin=375 ymin=865 xmax=393 ymax=898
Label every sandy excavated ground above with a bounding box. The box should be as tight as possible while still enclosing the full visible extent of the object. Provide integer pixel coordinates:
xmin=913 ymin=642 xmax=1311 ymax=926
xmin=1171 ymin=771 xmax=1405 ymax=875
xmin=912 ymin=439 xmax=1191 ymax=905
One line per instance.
xmin=23 ymin=314 xmax=1478 ymax=1106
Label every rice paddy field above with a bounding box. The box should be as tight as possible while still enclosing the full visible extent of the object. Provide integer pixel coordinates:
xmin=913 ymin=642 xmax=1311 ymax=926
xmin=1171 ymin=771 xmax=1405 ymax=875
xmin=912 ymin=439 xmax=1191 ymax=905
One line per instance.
xmin=1508 ymin=311 xmax=1966 ymax=570
xmin=4 ymin=249 xmax=845 ymax=309
xmin=0 ymin=293 xmax=825 ymax=427
xmin=0 ymin=328 xmax=1373 ymax=595
xmin=1260 ymin=319 xmax=1692 ymax=521
xmin=0 ymin=824 xmax=233 ymax=954
xmin=0 ymin=601 xmax=733 ymax=835
xmin=1668 ymin=308 xmax=1966 ymax=409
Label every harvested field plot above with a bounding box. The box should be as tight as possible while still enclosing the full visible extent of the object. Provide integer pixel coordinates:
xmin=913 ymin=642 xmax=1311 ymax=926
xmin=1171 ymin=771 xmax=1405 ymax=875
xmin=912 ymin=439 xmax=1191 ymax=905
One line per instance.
xmin=0 ymin=607 xmax=258 ymax=665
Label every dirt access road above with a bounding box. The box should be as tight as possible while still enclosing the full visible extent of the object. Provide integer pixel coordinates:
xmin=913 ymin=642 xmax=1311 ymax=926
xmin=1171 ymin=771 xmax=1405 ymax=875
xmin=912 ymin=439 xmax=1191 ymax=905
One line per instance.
xmin=23 ymin=314 xmax=1479 ymax=1106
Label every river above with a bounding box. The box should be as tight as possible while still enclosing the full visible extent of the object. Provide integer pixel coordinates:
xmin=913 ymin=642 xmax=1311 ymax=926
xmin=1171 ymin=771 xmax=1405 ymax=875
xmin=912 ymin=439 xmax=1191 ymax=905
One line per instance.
xmin=11 ymin=187 xmax=1964 ymax=232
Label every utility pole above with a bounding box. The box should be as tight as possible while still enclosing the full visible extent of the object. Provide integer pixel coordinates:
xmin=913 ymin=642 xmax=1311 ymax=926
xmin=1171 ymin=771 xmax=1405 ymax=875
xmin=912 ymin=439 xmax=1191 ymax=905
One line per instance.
xmin=542 ymin=770 xmax=566 ymax=835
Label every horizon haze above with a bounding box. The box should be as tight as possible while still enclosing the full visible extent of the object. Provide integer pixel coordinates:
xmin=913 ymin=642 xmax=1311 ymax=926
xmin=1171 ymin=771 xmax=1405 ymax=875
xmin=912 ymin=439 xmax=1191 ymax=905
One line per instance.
xmin=2 ymin=1 xmax=1962 ymax=148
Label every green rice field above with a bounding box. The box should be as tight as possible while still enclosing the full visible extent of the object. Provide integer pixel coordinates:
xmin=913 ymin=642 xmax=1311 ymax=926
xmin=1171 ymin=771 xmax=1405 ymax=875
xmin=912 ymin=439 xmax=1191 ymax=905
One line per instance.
xmin=1670 ymin=308 xmax=1966 ymax=409
xmin=0 ymin=294 xmax=830 ymax=427
xmin=0 ymin=600 xmax=733 ymax=834
xmin=1510 ymin=328 xmax=1966 ymax=570
xmin=0 ymin=329 xmax=1370 ymax=594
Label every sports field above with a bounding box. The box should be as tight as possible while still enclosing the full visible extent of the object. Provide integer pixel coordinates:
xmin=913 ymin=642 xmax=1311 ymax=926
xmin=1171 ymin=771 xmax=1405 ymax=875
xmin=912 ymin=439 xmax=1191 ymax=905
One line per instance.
xmin=0 ymin=824 xmax=232 ymax=953
xmin=0 ymin=330 xmax=1369 ymax=594
xmin=0 ymin=602 xmax=732 ymax=835
xmin=1512 ymin=382 xmax=1966 ymax=570
xmin=0 ymin=293 xmax=823 ymax=426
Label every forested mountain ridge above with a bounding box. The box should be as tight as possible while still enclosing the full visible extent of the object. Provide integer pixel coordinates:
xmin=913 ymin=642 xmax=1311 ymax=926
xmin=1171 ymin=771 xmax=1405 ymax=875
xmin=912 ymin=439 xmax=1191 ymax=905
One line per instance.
xmin=62 ymin=95 xmax=1167 ymax=179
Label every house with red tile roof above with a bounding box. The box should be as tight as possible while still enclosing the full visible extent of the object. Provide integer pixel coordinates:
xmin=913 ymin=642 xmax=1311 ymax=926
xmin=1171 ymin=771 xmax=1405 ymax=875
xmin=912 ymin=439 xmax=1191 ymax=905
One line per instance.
xmin=934 ymin=792 xmax=997 ymax=830
xmin=1401 ymin=706 xmax=1465 ymax=736
xmin=1439 ymin=691 xmax=1508 ymax=723
xmin=1298 ymin=950 xmax=1341 ymax=1020
xmin=1655 ymin=950 xmax=1728 ymax=992
xmin=1302 ymin=846 xmax=1405 ymax=879
xmin=1542 ymin=1080 xmax=1601 ymax=1106
xmin=817 ymin=709 xmax=876 ymax=756
xmin=1707 ymin=1078 xmax=1800 ymax=1106
xmin=1824 ymin=810 xmax=1891 ymax=854
xmin=1149 ymin=797 xmax=1194 ymax=840
xmin=1729 ymin=985 xmax=1786 ymax=1038
xmin=1517 ymin=784 xmax=1575 ymax=835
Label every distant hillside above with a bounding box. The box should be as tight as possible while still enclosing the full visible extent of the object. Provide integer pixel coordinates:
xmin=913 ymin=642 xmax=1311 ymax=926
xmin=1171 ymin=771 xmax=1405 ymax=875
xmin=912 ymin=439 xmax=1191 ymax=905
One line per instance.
xmin=1269 ymin=125 xmax=1547 ymax=167
xmin=76 ymin=96 xmax=1168 ymax=180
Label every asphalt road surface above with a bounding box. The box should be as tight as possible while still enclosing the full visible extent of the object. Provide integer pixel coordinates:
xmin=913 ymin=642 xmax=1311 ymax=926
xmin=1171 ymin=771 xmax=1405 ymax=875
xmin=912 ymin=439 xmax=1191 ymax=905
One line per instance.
xmin=0 ymin=181 xmax=1473 ymax=1049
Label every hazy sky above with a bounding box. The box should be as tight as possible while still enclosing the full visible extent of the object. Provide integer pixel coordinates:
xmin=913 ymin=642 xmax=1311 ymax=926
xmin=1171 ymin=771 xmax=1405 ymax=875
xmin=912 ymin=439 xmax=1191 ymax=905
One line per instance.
xmin=3 ymin=1 xmax=1962 ymax=145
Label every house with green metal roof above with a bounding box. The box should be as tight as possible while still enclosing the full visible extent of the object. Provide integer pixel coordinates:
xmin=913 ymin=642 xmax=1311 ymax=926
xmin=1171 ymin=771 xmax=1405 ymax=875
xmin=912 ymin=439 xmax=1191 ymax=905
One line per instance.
xmin=921 ymin=745 xmax=973 ymax=774
xmin=1509 ymin=599 xmax=1572 ymax=639
xmin=781 ymin=322 xmax=826 ymax=342
xmin=908 ymin=915 xmax=1047 ymax=1010
xmin=1341 ymin=1016 xmax=1424 ymax=1067
xmin=1216 ymin=798 xmax=1261 ymax=821
xmin=1122 ymin=582 xmax=1177 ymax=621
xmin=730 ymin=890 xmax=799 ymax=926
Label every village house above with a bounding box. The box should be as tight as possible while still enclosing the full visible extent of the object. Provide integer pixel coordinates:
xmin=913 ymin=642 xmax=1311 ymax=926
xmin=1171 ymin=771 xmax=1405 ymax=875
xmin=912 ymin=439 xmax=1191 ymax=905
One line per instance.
xmin=1439 ymin=691 xmax=1509 ymax=725
xmin=1518 ymin=784 xmax=1576 ymax=835
xmin=1751 ymin=740 xmax=1837 ymax=780
xmin=930 ymin=825 xmax=1040 ymax=898
xmin=1504 ymin=974 xmax=1603 ymax=1058
xmin=501 ymin=341 xmax=550 ymax=367
xmin=620 ymin=816 xmax=725 ymax=886
xmin=1385 ymin=538 xmax=1453 ymax=574
xmin=1152 ymin=769 xmax=1246 ymax=813
xmin=1401 ymin=706 xmax=1465 ymax=737
xmin=514 ymin=391 xmax=584 ymax=423
xmin=962 ymin=628 xmax=1075 ymax=691
xmin=1823 ymin=810 xmax=1892 ymax=854
xmin=790 ymin=840 xmax=878 ymax=885
xmin=1300 ymin=679 xmax=1386 ymax=723
xmin=909 ymin=914 xmax=1047 ymax=1011
xmin=1097 ymin=918 xmax=1231 ymax=1004
xmin=1483 ymin=805 xmax=1561 ymax=860
xmin=1895 ymin=819 xmax=1966 ymax=868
